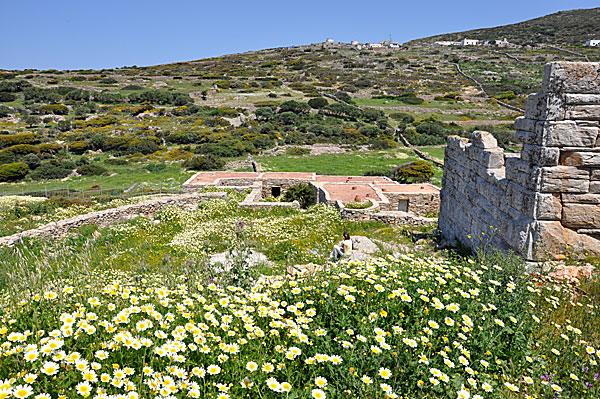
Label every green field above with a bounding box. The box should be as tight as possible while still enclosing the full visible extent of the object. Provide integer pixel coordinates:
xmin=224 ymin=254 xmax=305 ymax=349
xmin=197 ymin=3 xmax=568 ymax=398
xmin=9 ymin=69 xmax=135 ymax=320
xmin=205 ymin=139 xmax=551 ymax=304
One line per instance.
xmin=256 ymin=148 xmax=443 ymax=186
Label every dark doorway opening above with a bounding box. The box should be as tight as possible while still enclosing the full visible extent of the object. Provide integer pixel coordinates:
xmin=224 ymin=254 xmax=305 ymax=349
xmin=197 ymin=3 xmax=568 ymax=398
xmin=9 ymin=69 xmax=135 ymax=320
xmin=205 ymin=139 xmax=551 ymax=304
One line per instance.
xmin=271 ymin=186 xmax=281 ymax=197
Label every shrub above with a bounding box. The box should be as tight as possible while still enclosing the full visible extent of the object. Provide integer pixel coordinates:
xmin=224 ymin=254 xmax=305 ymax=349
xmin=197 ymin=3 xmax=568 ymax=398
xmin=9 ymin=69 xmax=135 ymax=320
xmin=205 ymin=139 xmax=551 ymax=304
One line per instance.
xmin=103 ymin=157 xmax=128 ymax=165
xmin=76 ymin=164 xmax=107 ymax=176
xmin=394 ymin=160 xmax=434 ymax=183
xmin=0 ymin=162 xmax=29 ymax=182
xmin=83 ymin=116 xmax=118 ymax=128
xmin=369 ymin=137 xmax=397 ymax=149
xmin=285 ymin=147 xmax=311 ymax=156
xmin=40 ymin=104 xmax=69 ymax=115
xmin=22 ymin=153 xmax=41 ymax=170
xmin=30 ymin=162 xmax=72 ymax=180
xmin=0 ymin=144 xmax=40 ymax=156
xmin=0 ymin=92 xmax=16 ymax=102
xmin=344 ymin=200 xmax=373 ymax=209
xmin=308 ymin=97 xmax=328 ymax=109
xmin=68 ymin=141 xmax=88 ymax=154
xmin=282 ymin=183 xmax=314 ymax=208
xmin=144 ymin=162 xmax=166 ymax=173
xmin=278 ymin=100 xmax=310 ymax=114
xmin=183 ymin=154 xmax=225 ymax=171
xmin=0 ymin=133 xmax=41 ymax=148
xmin=38 ymin=143 xmax=63 ymax=156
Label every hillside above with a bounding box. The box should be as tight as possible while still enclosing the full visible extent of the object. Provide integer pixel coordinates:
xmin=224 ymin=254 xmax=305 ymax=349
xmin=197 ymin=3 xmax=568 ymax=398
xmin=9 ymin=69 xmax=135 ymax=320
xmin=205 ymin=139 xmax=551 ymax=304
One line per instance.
xmin=412 ymin=8 xmax=600 ymax=46
xmin=1 ymin=8 xmax=599 ymax=194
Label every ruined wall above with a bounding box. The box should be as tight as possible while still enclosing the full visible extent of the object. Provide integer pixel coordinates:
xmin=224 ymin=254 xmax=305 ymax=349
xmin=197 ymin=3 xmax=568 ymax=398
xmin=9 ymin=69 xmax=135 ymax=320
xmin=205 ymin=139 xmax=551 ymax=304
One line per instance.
xmin=439 ymin=62 xmax=600 ymax=260
xmin=0 ymin=192 xmax=226 ymax=246
xmin=379 ymin=190 xmax=440 ymax=216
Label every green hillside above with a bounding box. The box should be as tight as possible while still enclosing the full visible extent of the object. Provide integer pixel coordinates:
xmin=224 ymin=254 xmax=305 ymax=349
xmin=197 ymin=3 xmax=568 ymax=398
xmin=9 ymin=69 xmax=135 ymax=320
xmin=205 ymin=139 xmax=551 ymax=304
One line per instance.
xmin=412 ymin=8 xmax=600 ymax=46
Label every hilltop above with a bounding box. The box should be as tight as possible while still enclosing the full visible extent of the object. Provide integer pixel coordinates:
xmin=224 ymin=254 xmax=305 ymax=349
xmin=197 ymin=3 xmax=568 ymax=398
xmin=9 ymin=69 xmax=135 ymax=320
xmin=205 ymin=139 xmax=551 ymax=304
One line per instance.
xmin=411 ymin=7 xmax=600 ymax=46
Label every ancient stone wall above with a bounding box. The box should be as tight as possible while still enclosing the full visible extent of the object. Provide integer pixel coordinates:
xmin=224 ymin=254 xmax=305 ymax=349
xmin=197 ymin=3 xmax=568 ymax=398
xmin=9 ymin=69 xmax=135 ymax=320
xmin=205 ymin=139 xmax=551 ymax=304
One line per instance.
xmin=439 ymin=62 xmax=600 ymax=260
xmin=0 ymin=192 xmax=226 ymax=246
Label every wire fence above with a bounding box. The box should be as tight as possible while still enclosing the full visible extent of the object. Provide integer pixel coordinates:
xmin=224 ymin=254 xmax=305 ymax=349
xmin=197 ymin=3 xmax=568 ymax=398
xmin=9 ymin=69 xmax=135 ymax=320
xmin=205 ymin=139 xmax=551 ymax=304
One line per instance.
xmin=0 ymin=182 xmax=185 ymax=201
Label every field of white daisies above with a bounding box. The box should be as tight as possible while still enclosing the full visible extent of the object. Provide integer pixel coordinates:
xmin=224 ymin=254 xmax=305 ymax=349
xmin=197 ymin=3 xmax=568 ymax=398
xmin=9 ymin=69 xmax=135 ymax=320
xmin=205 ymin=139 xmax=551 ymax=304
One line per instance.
xmin=0 ymin=193 xmax=599 ymax=399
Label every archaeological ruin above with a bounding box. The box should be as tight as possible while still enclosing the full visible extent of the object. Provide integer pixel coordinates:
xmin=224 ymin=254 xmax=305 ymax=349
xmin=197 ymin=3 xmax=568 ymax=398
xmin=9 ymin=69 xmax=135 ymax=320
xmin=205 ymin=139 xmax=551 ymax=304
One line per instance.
xmin=439 ymin=61 xmax=600 ymax=260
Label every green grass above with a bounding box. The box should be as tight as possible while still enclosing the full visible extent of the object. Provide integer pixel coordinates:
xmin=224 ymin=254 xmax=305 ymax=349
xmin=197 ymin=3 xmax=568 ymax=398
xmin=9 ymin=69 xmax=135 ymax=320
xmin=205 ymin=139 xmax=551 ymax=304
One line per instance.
xmin=256 ymin=148 xmax=443 ymax=186
xmin=417 ymin=146 xmax=446 ymax=162
xmin=0 ymin=160 xmax=194 ymax=195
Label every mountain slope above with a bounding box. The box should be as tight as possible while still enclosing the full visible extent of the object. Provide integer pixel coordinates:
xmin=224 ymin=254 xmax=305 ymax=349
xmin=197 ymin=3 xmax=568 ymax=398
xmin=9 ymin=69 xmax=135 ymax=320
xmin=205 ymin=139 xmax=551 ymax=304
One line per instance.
xmin=411 ymin=8 xmax=600 ymax=46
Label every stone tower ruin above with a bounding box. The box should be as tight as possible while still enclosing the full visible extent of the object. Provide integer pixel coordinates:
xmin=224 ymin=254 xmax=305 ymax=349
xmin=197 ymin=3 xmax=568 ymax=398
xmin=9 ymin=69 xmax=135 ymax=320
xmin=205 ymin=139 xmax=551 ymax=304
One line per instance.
xmin=439 ymin=62 xmax=600 ymax=260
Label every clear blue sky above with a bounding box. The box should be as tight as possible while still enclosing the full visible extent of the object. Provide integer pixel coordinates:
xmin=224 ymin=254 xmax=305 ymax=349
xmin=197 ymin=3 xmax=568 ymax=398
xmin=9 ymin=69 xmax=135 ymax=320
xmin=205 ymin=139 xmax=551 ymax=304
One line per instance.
xmin=2 ymin=0 xmax=598 ymax=70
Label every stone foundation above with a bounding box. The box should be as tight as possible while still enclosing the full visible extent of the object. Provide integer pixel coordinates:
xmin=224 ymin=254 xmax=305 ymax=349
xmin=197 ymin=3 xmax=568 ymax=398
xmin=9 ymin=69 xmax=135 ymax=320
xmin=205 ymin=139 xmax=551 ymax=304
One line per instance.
xmin=439 ymin=62 xmax=600 ymax=260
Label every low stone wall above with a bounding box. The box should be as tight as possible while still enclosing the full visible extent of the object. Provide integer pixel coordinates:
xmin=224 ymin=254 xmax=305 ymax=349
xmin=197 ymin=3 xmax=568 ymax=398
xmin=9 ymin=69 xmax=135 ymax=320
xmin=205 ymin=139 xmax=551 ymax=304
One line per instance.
xmin=338 ymin=201 xmax=436 ymax=226
xmin=0 ymin=192 xmax=227 ymax=246
xmin=439 ymin=62 xmax=600 ymax=260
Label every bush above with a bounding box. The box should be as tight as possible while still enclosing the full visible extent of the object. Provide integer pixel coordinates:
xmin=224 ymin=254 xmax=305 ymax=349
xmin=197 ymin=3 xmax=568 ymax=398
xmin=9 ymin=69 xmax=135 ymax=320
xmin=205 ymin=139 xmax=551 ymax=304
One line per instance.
xmin=144 ymin=162 xmax=166 ymax=173
xmin=23 ymin=153 xmax=41 ymax=170
xmin=285 ymin=147 xmax=311 ymax=156
xmin=308 ymin=97 xmax=328 ymax=109
xmin=183 ymin=154 xmax=225 ymax=171
xmin=40 ymin=104 xmax=69 ymax=115
xmin=0 ymin=133 xmax=41 ymax=148
xmin=282 ymin=183 xmax=314 ymax=208
xmin=278 ymin=100 xmax=310 ymax=114
xmin=394 ymin=160 xmax=434 ymax=183
xmin=0 ymin=144 xmax=40 ymax=156
xmin=344 ymin=200 xmax=373 ymax=209
xmin=103 ymin=158 xmax=128 ymax=165
xmin=369 ymin=137 xmax=397 ymax=150
xmin=69 ymin=141 xmax=88 ymax=154
xmin=30 ymin=162 xmax=72 ymax=180
xmin=0 ymin=92 xmax=16 ymax=102
xmin=0 ymin=162 xmax=29 ymax=182
xmin=76 ymin=164 xmax=107 ymax=176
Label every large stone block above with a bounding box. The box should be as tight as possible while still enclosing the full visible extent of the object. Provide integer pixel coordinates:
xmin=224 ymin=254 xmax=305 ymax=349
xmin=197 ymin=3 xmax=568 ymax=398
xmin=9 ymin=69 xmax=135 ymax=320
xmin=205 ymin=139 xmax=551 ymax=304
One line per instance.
xmin=565 ymin=105 xmax=600 ymax=121
xmin=471 ymin=130 xmax=498 ymax=149
xmin=537 ymin=121 xmax=599 ymax=147
xmin=466 ymin=145 xmax=504 ymax=168
xmin=521 ymin=144 xmax=560 ymax=166
xmin=515 ymin=130 xmax=536 ymax=145
xmin=561 ymin=151 xmax=600 ymax=167
xmin=542 ymin=62 xmax=600 ymax=94
xmin=534 ymin=220 xmax=600 ymax=260
xmin=590 ymin=181 xmax=600 ymax=193
xmin=537 ymin=165 xmax=590 ymax=180
xmin=535 ymin=193 xmax=562 ymax=220
xmin=564 ymin=94 xmax=600 ymax=105
xmin=514 ymin=116 xmax=538 ymax=132
xmin=562 ymin=193 xmax=600 ymax=204
xmin=562 ymin=203 xmax=600 ymax=228
xmin=524 ymin=93 xmax=565 ymax=121
xmin=539 ymin=177 xmax=589 ymax=193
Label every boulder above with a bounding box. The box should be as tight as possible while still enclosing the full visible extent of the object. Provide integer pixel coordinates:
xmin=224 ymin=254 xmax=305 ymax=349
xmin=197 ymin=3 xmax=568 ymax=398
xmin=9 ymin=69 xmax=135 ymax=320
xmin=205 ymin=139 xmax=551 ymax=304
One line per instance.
xmin=351 ymin=235 xmax=379 ymax=254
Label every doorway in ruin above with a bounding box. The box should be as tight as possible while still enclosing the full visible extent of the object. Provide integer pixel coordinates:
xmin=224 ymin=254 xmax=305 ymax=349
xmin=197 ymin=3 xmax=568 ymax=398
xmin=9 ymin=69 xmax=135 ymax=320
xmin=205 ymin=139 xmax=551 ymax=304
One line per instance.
xmin=398 ymin=199 xmax=409 ymax=212
xmin=271 ymin=186 xmax=281 ymax=198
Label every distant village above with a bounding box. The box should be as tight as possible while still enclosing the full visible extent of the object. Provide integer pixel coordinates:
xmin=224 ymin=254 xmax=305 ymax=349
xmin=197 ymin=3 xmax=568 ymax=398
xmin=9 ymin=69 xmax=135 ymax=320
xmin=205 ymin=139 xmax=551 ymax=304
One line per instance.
xmin=287 ymin=37 xmax=600 ymax=51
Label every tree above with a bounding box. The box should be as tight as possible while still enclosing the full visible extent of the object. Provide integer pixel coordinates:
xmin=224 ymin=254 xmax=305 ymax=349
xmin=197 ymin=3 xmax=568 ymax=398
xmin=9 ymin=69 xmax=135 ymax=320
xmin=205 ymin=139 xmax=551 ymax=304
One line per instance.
xmin=278 ymin=100 xmax=311 ymax=114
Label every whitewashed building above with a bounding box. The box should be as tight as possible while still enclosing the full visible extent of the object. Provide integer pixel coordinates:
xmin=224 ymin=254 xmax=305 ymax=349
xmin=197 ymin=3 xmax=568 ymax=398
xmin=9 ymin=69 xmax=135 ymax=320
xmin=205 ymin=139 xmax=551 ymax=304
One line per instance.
xmin=585 ymin=40 xmax=600 ymax=47
xmin=460 ymin=38 xmax=480 ymax=46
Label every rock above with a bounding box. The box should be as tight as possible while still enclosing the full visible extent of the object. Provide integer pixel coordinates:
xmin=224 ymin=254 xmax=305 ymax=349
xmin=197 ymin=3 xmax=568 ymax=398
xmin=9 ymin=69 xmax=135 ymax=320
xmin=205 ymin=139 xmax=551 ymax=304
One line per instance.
xmin=351 ymin=235 xmax=379 ymax=254
xmin=542 ymin=62 xmax=600 ymax=94
xmin=210 ymin=250 xmax=272 ymax=272
xmin=548 ymin=264 xmax=595 ymax=283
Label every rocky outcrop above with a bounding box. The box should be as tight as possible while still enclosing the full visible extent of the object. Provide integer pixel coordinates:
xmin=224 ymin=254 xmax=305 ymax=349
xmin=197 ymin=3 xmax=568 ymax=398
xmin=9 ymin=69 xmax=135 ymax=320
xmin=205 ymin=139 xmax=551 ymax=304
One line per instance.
xmin=440 ymin=62 xmax=600 ymax=260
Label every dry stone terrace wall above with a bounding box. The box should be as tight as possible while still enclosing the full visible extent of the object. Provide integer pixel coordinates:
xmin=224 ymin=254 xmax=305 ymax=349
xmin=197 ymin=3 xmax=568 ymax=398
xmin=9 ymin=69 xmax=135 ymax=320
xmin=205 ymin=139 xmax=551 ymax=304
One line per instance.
xmin=439 ymin=62 xmax=600 ymax=260
xmin=0 ymin=192 xmax=226 ymax=246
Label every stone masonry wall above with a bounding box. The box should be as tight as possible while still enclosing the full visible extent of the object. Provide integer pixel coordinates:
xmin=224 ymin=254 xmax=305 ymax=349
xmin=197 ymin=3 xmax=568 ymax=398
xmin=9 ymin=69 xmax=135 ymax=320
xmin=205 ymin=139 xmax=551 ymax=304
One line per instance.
xmin=379 ymin=190 xmax=440 ymax=216
xmin=0 ymin=192 xmax=226 ymax=246
xmin=439 ymin=62 xmax=600 ymax=260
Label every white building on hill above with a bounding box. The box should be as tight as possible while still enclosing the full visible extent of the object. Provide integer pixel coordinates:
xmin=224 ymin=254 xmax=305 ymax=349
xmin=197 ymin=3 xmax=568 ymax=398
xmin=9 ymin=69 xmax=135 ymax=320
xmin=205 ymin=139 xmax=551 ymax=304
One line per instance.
xmin=585 ymin=40 xmax=600 ymax=47
xmin=461 ymin=38 xmax=480 ymax=46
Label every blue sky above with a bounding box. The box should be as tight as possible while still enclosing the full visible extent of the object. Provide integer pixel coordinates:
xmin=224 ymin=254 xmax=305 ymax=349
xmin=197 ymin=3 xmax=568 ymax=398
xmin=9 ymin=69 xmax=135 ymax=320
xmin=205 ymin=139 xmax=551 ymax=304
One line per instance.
xmin=2 ymin=0 xmax=598 ymax=70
